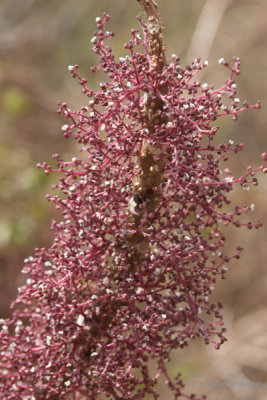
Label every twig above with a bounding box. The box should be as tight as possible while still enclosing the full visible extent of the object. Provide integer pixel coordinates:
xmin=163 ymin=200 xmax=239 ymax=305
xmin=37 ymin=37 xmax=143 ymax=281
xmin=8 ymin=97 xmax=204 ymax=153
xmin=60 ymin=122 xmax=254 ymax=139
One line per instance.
xmin=185 ymin=0 xmax=234 ymax=63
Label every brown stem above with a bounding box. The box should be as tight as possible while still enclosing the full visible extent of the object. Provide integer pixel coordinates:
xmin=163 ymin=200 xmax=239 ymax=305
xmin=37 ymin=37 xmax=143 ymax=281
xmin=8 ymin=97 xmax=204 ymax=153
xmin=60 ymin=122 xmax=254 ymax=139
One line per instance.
xmin=125 ymin=1 xmax=168 ymax=260
xmin=136 ymin=0 xmax=166 ymax=73
xmin=87 ymin=0 xmax=168 ymax=359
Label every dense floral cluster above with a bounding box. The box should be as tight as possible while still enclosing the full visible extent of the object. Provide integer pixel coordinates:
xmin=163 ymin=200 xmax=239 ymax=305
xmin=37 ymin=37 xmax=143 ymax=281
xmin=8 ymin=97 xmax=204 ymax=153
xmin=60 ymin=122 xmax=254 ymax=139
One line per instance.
xmin=0 ymin=9 xmax=266 ymax=400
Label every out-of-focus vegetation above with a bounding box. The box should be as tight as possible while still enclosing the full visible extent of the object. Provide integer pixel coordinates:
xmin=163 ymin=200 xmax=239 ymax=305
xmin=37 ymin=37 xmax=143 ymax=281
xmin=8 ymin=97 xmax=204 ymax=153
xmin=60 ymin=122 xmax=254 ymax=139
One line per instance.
xmin=0 ymin=1 xmax=266 ymax=399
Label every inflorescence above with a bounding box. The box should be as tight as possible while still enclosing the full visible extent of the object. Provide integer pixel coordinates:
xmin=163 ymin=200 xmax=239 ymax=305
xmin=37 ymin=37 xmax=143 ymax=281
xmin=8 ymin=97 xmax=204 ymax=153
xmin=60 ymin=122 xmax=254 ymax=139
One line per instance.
xmin=0 ymin=9 xmax=266 ymax=400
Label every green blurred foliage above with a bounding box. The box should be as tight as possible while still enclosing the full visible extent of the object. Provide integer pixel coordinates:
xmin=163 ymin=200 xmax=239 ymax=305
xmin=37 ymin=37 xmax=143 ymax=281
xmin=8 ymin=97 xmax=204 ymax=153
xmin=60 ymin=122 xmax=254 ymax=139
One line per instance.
xmin=2 ymin=87 xmax=32 ymax=117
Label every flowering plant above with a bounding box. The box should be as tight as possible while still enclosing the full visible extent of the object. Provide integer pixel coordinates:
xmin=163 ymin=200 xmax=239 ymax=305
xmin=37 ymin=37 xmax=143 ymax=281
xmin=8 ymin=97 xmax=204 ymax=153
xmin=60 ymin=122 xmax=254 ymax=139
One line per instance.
xmin=0 ymin=1 xmax=266 ymax=399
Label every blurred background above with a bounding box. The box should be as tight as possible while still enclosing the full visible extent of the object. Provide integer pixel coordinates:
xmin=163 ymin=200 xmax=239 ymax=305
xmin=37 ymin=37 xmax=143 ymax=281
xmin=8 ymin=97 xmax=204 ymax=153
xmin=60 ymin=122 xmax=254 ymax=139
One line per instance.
xmin=0 ymin=0 xmax=266 ymax=399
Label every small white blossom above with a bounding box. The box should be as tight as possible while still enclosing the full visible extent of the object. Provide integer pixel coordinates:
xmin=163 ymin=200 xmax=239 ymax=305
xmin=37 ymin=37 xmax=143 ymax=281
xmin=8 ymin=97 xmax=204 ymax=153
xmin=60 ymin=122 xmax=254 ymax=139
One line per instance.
xmin=46 ymin=336 xmax=52 ymax=346
xmin=143 ymin=325 xmax=149 ymax=332
xmin=61 ymin=124 xmax=69 ymax=131
xmin=218 ymin=57 xmax=225 ymax=64
xmin=68 ymin=65 xmax=74 ymax=72
xmin=77 ymin=314 xmax=85 ymax=326
xmin=95 ymin=17 xmax=101 ymax=22
xmin=224 ymin=177 xmax=232 ymax=183
xmin=166 ymin=121 xmax=174 ymax=128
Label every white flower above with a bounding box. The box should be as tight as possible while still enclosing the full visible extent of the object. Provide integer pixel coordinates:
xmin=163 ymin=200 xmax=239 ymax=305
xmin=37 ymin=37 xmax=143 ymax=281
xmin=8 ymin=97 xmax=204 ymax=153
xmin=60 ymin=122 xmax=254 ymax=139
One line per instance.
xmin=61 ymin=124 xmax=69 ymax=131
xmin=77 ymin=314 xmax=85 ymax=326
xmin=68 ymin=65 xmax=74 ymax=71
xmin=218 ymin=57 xmax=225 ymax=64
xmin=46 ymin=336 xmax=52 ymax=346
xmin=166 ymin=122 xmax=174 ymax=128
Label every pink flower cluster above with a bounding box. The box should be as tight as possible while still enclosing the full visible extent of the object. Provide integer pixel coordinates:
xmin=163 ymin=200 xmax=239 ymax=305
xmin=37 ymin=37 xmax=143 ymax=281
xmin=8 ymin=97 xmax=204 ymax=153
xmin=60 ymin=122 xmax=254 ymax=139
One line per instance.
xmin=0 ymin=12 xmax=266 ymax=400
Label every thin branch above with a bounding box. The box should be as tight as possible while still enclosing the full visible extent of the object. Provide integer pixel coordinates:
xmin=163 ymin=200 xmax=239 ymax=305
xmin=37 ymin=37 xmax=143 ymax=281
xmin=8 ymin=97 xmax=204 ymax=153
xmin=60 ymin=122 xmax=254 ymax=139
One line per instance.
xmin=185 ymin=0 xmax=234 ymax=63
